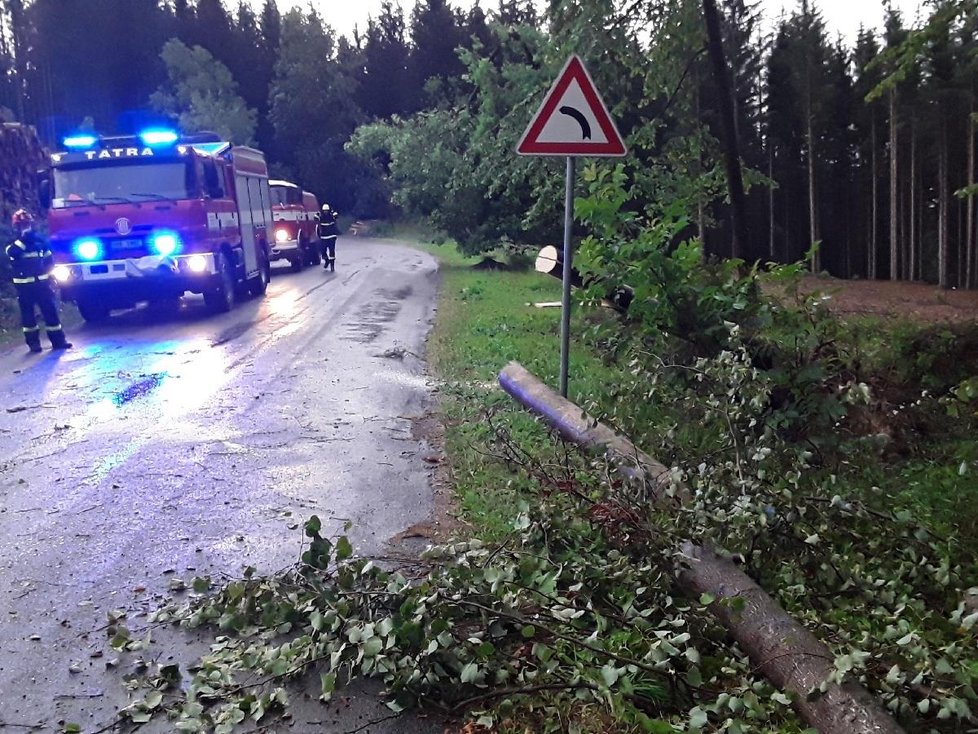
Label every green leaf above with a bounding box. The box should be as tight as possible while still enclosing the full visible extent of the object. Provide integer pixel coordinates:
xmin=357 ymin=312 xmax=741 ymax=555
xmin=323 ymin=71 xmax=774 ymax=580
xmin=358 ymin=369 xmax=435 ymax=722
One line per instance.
xmin=363 ymin=637 xmax=384 ymax=658
xmin=600 ymin=664 xmax=619 ymax=687
xmin=304 ymin=515 xmax=322 ymax=537
xmin=698 ymin=592 xmax=715 ymax=605
xmin=460 ymin=662 xmax=479 ymax=684
xmin=191 ymin=576 xmax=211 ymax=593
xmin=521 ymin=625 xmax=536 ymax=639
xmin=144 ymin=690 xmax=163 ymax=709
xmin=320 ymin=672 xmax=336 ymax=699
xmin=335 ymin=536 xmax=353 ymax=561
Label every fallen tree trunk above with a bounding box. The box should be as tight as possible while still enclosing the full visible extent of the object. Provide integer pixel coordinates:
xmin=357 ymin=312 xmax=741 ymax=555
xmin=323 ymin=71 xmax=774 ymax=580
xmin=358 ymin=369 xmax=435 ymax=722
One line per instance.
xmin=498 ymin=361 xmax=905 ymax=734
xmin=498 ymin=361 xmax=681 ymax=506
xmin=535 ymin=245 xmax=634 ymax=312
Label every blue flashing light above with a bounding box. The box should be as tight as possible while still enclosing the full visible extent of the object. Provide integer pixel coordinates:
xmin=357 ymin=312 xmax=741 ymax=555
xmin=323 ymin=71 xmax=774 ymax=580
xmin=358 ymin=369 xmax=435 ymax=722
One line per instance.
xmin=63 ymin=134 xmax=98 ymax=149
xmin=149 ymin=231 xmax=181 ymax=257
xmin=74 ymin=237 xmax=103 ymax=261
xmin=139 ymin=129 xmax=179 ymax=146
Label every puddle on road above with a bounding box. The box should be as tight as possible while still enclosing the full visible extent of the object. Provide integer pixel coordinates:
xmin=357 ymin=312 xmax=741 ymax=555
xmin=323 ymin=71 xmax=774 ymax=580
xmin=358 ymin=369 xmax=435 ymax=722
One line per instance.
xmin=342 ymin=292 xmax=404 ymax=344
xmin=210 ymin=321 xmax=254 ymax=347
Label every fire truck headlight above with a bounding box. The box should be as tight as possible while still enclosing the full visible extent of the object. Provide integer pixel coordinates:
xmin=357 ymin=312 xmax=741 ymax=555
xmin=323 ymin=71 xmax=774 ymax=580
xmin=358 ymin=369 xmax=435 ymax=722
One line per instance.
xmin=52 ymin=265 xmax=72 ymax=283
xmin=187 ymin=254 xmax=208 ymax=273
xmin=275 ymin=228 xmax=290 ymax=243
xmin=150 ymin=231 xmax=181 ymax=257
xmin=74 ymin=237 xmax=103 ymax=261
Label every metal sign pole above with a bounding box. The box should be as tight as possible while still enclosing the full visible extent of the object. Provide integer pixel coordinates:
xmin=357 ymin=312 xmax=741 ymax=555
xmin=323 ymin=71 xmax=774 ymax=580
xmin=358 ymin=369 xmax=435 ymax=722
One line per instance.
xmin=559 ymin=156 xmax=576 ymax=397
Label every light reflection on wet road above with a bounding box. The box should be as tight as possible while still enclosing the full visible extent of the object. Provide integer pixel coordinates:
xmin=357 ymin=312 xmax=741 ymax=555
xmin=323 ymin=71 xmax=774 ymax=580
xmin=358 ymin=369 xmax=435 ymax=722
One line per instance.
xmin=0 ymin=239 xmax=443 ymax=733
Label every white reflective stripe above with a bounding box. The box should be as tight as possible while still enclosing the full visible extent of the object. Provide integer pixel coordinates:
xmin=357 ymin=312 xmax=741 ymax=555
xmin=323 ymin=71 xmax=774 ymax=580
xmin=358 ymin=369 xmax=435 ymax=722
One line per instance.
xmin=272 ymin=210 xmax=307 ymax=222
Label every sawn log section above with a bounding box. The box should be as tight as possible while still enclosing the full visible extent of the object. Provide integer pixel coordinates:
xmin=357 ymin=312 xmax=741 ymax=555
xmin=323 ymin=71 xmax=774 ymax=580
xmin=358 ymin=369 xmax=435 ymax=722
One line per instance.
xmin=498 ymin=361 xmax=906 ymax=734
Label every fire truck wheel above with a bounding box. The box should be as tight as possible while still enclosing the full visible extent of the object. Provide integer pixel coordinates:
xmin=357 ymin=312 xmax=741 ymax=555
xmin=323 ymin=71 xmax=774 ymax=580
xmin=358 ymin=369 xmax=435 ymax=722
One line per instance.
xmin=290 ymin=254 xmax=305 ymax=272
xmin=77 ymin=297 xmax=110 ymax=322
xmin=248 ymin=250 xmax=271 ymax=297
xmin=204 ymin=252 xmax=236 ymax=313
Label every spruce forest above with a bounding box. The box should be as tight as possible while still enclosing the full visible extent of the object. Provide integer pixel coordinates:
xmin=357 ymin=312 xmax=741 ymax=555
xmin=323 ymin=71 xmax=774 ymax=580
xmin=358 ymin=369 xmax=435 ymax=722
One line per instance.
xmin=2 ymin=0 xmax=978 ymax=288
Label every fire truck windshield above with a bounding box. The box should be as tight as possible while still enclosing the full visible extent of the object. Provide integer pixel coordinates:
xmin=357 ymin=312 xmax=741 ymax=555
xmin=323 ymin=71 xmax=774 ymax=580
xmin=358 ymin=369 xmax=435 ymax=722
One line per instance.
xmin=52 ymin=160 xmax=192 ymax=209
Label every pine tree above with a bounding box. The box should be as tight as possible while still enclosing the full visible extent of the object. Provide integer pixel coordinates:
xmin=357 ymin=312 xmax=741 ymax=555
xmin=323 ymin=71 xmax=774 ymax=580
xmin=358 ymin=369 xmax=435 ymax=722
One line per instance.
xmin=410 ymin=0 xmax=466 ymax=101
xmin=359 ymin=2 xmax=415 ymax=118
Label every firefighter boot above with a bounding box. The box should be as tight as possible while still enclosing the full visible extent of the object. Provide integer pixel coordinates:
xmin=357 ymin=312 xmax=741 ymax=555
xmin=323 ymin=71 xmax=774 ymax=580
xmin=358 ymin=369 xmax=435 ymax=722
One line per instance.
xmin=48 ymin=327 xmax=73 ymax=350
xmin=25 ymin=329 xmax=42 ymax=354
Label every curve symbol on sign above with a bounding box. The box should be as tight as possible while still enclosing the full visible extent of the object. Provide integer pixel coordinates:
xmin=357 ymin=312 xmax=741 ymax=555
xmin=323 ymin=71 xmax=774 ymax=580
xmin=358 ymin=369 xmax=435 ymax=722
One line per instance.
xmin=558 ymin=106 xmax=591 ymax=140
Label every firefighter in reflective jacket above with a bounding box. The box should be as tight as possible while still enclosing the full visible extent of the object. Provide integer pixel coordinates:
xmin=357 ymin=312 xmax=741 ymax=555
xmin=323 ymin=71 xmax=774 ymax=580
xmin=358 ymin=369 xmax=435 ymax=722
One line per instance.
xmin=317 ymin=203 xmax=338 ymax=272
xmin=5 ymin=209 xmax=72 ymax=352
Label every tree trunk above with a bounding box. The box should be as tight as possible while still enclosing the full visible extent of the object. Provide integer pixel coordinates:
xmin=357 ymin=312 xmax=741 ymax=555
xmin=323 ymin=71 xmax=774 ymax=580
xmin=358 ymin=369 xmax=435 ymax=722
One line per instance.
xmin=768 ymin=146 xmax=775 ymax=260
xmin=889 ymin=88 xmax=899 ymax=280
xmin=807 ymin=113 xmax=818 ymax=272
xmin=903 ymin=122 xmax=917 ymax=281
xmin=964 ymin=107 xmax=975 ymax=288
xmin=702 ymin=0 xmax=750 ymax=260
xmin=871 ymin=120 xmax=878 ymax=279
xmin=498 ymin=361 xmax=907 ymax=734
xmin=939 ymin=115 xmax=949 ymax=289
xmin=8 ymin=0 xmax=27 ymax=122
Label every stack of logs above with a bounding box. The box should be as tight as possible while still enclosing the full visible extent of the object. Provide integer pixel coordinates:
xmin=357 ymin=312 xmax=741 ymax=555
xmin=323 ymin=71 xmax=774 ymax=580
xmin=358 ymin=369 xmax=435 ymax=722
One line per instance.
xmin=1 ymin=121 xmax=45 ymax=225
xmin=0 ymin=122 xmax=45 ymax=298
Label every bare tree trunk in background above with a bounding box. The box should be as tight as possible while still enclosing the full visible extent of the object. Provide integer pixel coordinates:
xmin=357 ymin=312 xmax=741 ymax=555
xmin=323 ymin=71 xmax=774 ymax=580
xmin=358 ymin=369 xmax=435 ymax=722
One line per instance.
xmin=769 ymin=146 xmax=775 ymax=260
xmin=907 ymin=123 xmax=918 ymax=280
xmin=871 ymin=120 xmax=878 ymax=279
xmin=7 ymin=0 xmax=26 ymax=122
xmin=702 ymin=0 xmax=750 ymax=260
xmin=807 ymin=115 xmax=818 ymax=271
xmin=964 ymin=108 xmax=975 ymax=288
xmin=939 ymin=116 xmax=949 ymax=289
xmin=889 ymin=88 xmax=899 ymax=281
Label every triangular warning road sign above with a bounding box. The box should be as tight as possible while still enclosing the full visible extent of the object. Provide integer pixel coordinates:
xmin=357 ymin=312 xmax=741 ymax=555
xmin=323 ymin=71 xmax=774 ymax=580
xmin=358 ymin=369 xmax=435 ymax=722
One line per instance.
xmin=517 ymin=55 xmax=627 ymax=158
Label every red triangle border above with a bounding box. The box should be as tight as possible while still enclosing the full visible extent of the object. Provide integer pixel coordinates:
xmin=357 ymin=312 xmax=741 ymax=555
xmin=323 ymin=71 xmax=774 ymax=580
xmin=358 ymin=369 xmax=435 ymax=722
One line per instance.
xmin=517 ymin=55 xmax=627 ymax=157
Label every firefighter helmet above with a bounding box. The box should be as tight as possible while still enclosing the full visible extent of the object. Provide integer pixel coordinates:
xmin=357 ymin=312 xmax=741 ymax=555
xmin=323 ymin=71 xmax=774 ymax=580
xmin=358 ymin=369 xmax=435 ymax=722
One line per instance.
xmin=321 ymin=203 xmax=331 ymax=213
xmin=11 ymin=209 xmax=33 ymax=229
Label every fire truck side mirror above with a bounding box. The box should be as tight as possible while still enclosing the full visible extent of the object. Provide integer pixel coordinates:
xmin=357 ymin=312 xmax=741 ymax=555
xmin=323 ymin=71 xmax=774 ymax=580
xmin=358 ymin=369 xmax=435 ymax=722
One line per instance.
xmin=37 ymin=172 xmax=51 ymax=210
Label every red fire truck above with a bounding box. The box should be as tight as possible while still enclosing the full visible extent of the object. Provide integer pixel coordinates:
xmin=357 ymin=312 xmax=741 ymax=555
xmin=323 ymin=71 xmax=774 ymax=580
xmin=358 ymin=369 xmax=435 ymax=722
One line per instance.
xmin=41 ymin=129 xmax=273 ymax=322
xmin=269 ymin=180 xmax=321 ymax=270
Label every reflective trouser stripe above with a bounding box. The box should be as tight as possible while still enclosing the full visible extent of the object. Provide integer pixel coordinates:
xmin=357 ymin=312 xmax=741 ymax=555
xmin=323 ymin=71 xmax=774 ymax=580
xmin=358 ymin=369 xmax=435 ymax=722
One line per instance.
xmin=46 ymin=325 xmax=63 ymax=332
xmin=12 ymin=275 xmax=49 ymax=284
xmin=22 ymin=326 xmax=40 ymax=333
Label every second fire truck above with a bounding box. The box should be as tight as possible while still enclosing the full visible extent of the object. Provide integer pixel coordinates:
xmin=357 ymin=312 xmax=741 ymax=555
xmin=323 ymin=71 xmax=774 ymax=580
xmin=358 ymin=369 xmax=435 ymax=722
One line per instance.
xmin=269 ymin=179 xmax=321 ymax=271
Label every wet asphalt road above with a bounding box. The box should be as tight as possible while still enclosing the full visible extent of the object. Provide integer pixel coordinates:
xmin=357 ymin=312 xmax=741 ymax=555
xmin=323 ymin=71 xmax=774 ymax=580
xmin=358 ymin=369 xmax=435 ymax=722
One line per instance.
xmin=0 ymin=239 xmax=445 ymax=733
